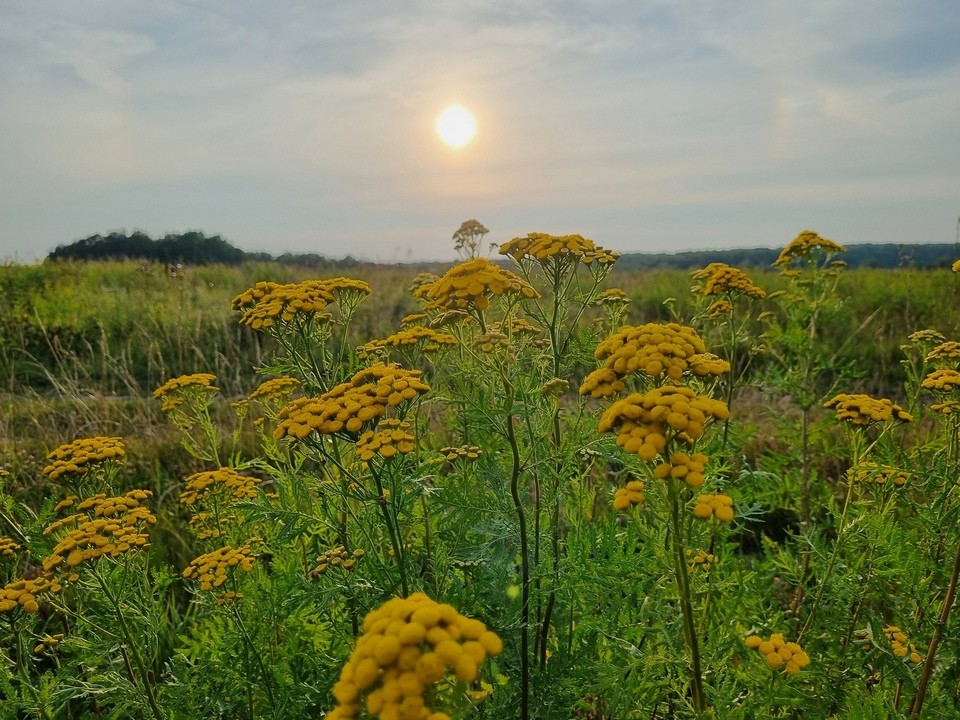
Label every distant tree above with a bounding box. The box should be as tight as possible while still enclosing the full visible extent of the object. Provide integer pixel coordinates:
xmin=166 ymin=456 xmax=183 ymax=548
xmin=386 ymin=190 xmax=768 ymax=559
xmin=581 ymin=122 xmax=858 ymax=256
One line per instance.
xmin=452 ymin=219 xmax=490 ymax=259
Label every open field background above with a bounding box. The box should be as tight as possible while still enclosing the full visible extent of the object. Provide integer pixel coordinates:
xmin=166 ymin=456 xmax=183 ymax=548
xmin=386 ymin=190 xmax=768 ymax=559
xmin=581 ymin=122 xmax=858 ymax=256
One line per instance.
xmin=3 ymin=247 xmax=960 ymax=719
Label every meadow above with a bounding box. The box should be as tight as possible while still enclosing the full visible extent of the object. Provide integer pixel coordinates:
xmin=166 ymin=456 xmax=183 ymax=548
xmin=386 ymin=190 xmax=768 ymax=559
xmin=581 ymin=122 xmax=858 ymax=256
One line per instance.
xmin=2 ymin=232 xmax=960 ymax=719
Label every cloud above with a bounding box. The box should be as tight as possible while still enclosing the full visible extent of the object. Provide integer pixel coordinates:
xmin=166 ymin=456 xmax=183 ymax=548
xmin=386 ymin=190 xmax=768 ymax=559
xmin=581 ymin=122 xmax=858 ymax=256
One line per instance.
xmin=0 ymin=0 xmax=958 ymax=261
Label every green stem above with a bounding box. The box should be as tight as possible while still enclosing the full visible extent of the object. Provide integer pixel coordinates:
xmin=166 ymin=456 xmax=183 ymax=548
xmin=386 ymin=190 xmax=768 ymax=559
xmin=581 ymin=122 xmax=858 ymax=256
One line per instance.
xmin=909 ymin=534 xmax=960 ymax=718
xmin=507 ymin=406 xmax=530 ymax=720
xmin=667 ymin=480 xmax=706 ymax=712
xmin=93 ymin=570 xmax=165 ymax=720
xmin=372 ymin=466 xmax=409 ymax=596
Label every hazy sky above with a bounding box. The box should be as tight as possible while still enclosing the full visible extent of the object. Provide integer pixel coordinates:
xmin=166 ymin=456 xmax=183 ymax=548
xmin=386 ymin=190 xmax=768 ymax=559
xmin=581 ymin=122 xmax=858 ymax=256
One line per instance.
xmin=2 ymin=0 xmax=959 ymax=262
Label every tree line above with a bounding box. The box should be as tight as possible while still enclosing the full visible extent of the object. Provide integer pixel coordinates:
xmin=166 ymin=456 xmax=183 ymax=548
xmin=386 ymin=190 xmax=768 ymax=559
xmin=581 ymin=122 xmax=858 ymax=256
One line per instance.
xmin=47 ymin=230 xmax=958 ymax=270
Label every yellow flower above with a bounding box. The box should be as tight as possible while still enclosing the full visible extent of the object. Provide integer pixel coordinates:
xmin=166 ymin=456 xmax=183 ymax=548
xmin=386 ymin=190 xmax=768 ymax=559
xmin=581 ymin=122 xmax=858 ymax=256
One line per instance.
xmin=274 ymin=363 xmax=430 ymax=441
xmin=908 ymin=329 xmax=946 ymax=346
xmin=0 ymin=576 xmax=60 ymax=614
xmin=850 ymin=462 xmax=910 ymax=486
xmin=0 ymin=536 xmax=21 ymax=558
xmin=953 ymin=259 xmax=960 ymax=273
xmin=355 ymin=420 xmax=417 ymax=461
xmin=692 ymin=493 xmax=734 ymax=522
xmin=595 ymin=288 xmax=631 ymax=305
xmin=179 ymin=467 xmax=261 ymax=506
xmin=358 ymin=326 xmax=458 ymax=360
xmin=691 ymin=263 xmax=765 ymax=298
xmin=774 ymin=230 xmax=845 ymax=266
xmin=42 ymin=490 xmax=155 ymax=575
xmin=922 ymin=368 xmax=960 ymax=393
xmin=248 ymin=376 xmax=300 ymax=402
xmin=882 ymin=625 xmax=923 ymax=665
xmin=499 ymin=232 xmax=619 ymax=267
xmin=579 ymin=323 xmax=729 ymax=398
xmin=613 ymin=480 xmax=646 ymax=511
xmin=597 ymin=386 xmax=729 ymax=460
xmin=926 ymin=341 xmax=960 ymax=364
xmin=232 ymin=278 xmax=371 ymax=330
xmin=746 ymin=632 xmax=810 ymax=674
xmin=420 ymin=258 xmax=539 ymax=312
xmin=153 ymin=373 xmax=218 ymax=399
xmin=686 ymin=549 xmax=717 ymax=573
xmin=327 ymin=592 xmax=502 ymax=720
xmin=42 ymin=436 xmax=126 ymax=481
xmin=183 ymin=543 xmax=257 ymax=592
xmin=824 ymin=394 xmax=912 ymax=425
xmin=439 ymin=445 xmax=481 ymax=462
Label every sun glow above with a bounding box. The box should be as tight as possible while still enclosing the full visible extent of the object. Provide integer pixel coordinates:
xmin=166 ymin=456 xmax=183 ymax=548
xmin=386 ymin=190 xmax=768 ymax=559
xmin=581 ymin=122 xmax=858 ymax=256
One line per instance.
xmin=436 ymin=105 xmax=476 ymax=148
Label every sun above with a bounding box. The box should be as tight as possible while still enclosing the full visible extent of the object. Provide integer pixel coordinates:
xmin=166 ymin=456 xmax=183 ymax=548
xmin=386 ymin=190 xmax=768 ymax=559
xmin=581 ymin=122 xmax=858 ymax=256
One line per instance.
xmin=436 ymin=105 xmax=476 ymax=148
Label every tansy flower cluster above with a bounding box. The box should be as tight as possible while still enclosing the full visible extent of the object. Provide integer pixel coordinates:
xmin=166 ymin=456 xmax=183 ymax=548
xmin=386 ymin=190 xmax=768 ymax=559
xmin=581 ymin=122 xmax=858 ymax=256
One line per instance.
xmin=247 ymin=376 xmax=300 ymax=402
xmin=908 ymin=329 xmax=946 ymax=346
xmin=1 ymin=535 xmax=22 ymax=557
xmin=653 ymin=452 xmax=710 ymax=489
xmin=692 ymin=494 xmax=734 ymax=523
xmin=922 ymin=368 xmax=960 ymax=393
xmin=312 ymin=546 xmax=364 ymax=576
xmin=231 ymin=278 xmax=371 ymax=330
xmin=43 ymin=436 xmax=125 ymax=481
xmin=153 ymin=373 xmax=219 ymax=412
xmin=595 ymin=288 xmax=630 ymax=306
xmin=926 ymin=341 xmax=960 ymax=363
xmin=356 ymin=420 xmax=417 ymax=461
xmin=745 ymin=633 xmax=811 ymax=674
xmin=328 ymin=592 xmax=503 ymax=720
xmin=953 ymin=259 xmax=960 ymax=273
xmin=473 ymin=331 xmax=510 ymax=354
xmin=686 ymin=549 xmax=717 ymax=573
xmin=358 ymin=326 xmax=458 ymax=360
xmin=179 ymin=467 xmax=260 ymax=506
xmin=182 ymin=544 xmax=256 ymax=591
xmin=708 ymin=299 xmax=733 ymax=317
xmin=691 ymin=263 xmax=766 ymax=298
xmin=439 ymin=445 xmax=481 ymax=462
xmin=400 ymin=313 xmax=428 ymax=326
xmin=824 ymin=394 xmax=913 ymax=425
xmin=773 ymin=230 xmax=846 ymax=266
xmin=42 ymin=490 xmax=155 ymax=575
xmin=274 ymin=363 xmax=429 ymax=440
xmin=613 ymin=480 xmax=645 ymax=511
xmin=597 ymin=386 xmax=730 ymax=461
xmin=883 ymin=626 xmax=923 ymax=664
xmin=580 ymin=323 xmax=729 ymax=399
xmin=850 ymin=462 xmax=910 ymax=486
xmin=499 ymin=232 xmax=619 ymax=267
xmin=419 ymin=258 xmax=539 ymax=312
xmin=0 ymin=576 xmax=60 ymax=614
xmin=33 ymin=633 xmax=65 ymax=655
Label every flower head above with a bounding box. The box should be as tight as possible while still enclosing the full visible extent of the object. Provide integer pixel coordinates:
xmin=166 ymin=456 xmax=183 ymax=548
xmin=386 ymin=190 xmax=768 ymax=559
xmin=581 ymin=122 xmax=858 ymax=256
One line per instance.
xmin=327 ymin=592 xmax=502 ymax=720
xmin=774 ymin=230 xmax=845 ymax=267
xmin=43 ymin=436 xmax=125 ymax=481
xmin=183 ymin=543 xmax=257 ymax=592
xmin=42 ymin=490 xmax=155 ymax=576
xmin=420 ymin=258 xmax=538 ymax=312
xmin=692 ymin=493 xmax=734 ymax=522
xmin=499 ymin=232 xmax=619 ymax=268
xmin=692 ymin=263 xmax=766 ymax=298
xmin=153 ymin=373 xmax=218 ymax=412
xmin=613 ymin=480 xmax=646 ymax=511
xmin=274 ymin=363 xmax=430 ymax=440
xmin=356 ymin=420 xmax=417 ymax=461
xmin=850 ymin=462 xmax=910 ymax=486
xmin=597 ymin=386 xmax=729 ymax=460
xmin=358 ymin=326 xmax=458 ymax=360
xmin=579 ymin=323 xmax=729 ymax=398
xmin=745 ymin=633 xmax=810 ymax=674
xmin=248 ymin=376 xmax=300 ymax=403
xmin=824 ymin=394 xmax=913 ymax=425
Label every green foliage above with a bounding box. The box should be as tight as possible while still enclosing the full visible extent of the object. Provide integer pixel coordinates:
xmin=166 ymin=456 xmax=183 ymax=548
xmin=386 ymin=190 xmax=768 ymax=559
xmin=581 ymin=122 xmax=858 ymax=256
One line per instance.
xmin=2 ymin=232 xmax=960 ymax=719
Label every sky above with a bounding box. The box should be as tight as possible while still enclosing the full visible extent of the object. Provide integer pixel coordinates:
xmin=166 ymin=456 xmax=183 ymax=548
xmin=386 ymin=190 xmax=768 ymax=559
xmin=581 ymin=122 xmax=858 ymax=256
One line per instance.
xmin=2 ymin=0 xmax=959 ymax=263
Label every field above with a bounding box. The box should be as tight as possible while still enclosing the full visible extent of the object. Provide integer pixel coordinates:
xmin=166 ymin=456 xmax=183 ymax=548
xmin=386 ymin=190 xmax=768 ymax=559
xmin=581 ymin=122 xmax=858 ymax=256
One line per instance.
xmin=2 ymin=233 xmax=960 ymax=719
